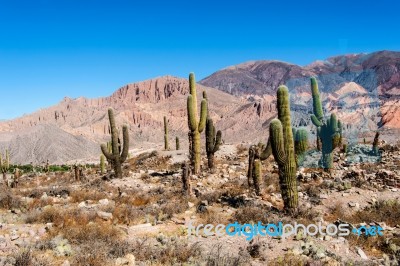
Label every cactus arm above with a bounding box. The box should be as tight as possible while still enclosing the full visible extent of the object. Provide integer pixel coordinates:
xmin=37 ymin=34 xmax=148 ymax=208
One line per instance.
xmin=270 ymin=119 xmax=286 ymax=166
xmin=330 ymin=114 xmax=337 ymax=133
xmin=259 ymin=138 xmax=272 ymax=160
xmin=311 ymin=115 xmax=322 ymax=127
xmin=189 ymin=72 xmax=198 ymax=119
xmin=187 ymin=95 xmax=198 ymax=131
xmin=311 ymin=77 xmax=324 ymax=120
xmin=206 ymin=118 xmax=215 ymax=153
xmin=120 ymin=125 xmax=130 ymax=162
xmin=213 ymin=130 xmax=222 ymax=153
xmin=198 ymin=99 xmax=208 ymax=133
xmin=101 ymin=144 xmax=115 ymax=161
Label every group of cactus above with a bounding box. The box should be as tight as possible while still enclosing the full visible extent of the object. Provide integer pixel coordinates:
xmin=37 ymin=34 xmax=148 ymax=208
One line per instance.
xmin=186 ymin=73 xmax=222 ymax=175
xmin=310 ymin=77 xmax=342 ymax=170
xmin=163 ymin=116 xmax=180 ymax=151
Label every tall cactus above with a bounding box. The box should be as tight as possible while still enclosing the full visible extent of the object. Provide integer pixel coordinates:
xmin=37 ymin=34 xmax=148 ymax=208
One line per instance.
xmin=164 ymin=116 xmax=170 ymax=150
xmin=176 ymin=137 xmax=180 ymax=150
xmin=101 ymin=108 xmax=130 ymax=179
xmin=310 ymin=77 xmax=341 ymax=170
xmin=269 ymin=85 xmax=298 ymax=210
xmin=205 ymin=118 xmax=222 ymax=170
xmin=187 ymin=73 xmax=207 ymax=174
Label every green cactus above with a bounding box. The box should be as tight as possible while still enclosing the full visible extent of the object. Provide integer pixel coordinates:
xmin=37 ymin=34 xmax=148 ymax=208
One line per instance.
xmin=310 ymin=77 xmax=341 ymax=170
xmin=247 ymin=141 xmax=272 ymax=194
xmin=294 ymin=128 xmax=308 ymax=166
xmin=101 ymin=108 xmax=130 ymax=179
xmin=372 ymin=131 xmax=380 ymax=156
xmin=269 ymin=86 xmax=298 ymax=210
xmin=342 ymin=143 xmax=348 ymax=153
xmin=187 ymin=73 xmax=208 ymax=174
xmin=100 ymin=155 xmax=105 ymax=174
xmin=164 ymin=116 xmax=169 ymax=150
xmin=205 ymin=117 xmax=222 ymax=170
xmin=0 ymin=150 xmax=10 ymax=181
xmin=252 ymin=159 xmax=262 ymax=196
xmin=176 ymin=136 xmax=180 ymax=150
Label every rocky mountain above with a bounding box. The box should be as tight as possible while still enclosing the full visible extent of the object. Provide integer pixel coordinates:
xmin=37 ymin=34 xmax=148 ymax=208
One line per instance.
xmin=1 ymin=51 xmax=399 ymax=164
xmin=0 ymin=76 xmax=276 ymax=164
xmin=200 ymin=50 xmax=400 ymax=96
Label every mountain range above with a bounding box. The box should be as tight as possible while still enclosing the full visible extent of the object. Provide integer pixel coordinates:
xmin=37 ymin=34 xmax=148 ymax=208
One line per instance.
xmin=0 ymin=50 xmax=399 ymax=164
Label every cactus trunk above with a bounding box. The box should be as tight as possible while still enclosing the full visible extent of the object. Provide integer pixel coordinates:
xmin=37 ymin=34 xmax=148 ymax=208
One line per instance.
xmin=187 ymin=73 xmax=207 ymax=174
xmin=101 ymin=108 xmax=130 ymax=179
xmin=164 ymin=116 xmax=169 ymax=150
xmin=176 ymin=137 xmax=180 ymax=150
xmin=269 ymin=86 xmax=298 ymax=211
xmin=253 ymin=159 xmax=262 ymax=196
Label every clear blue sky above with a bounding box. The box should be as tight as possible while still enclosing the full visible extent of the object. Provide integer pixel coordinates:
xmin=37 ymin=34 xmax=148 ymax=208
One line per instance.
xmin=0 ymin=0 xmax=399 ymax=119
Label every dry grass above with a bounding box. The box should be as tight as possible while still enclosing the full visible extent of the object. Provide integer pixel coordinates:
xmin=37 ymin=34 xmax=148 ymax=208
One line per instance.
xmin=268 ymin=253 xmax=308 ymax=266
xmin=0 ymin=187 xmax=22 ymax=210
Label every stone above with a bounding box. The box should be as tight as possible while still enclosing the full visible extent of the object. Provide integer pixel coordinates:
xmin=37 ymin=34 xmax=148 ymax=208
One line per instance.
xmin=97 ymin=211 xmax=113 ymax=221
xmin=99 ymin=199 xmax=109 ymax=205
xmin=357 ymin=248 xmax=368 ymax=260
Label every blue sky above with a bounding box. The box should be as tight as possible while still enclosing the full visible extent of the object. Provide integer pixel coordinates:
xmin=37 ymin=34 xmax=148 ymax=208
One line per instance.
xmin=0 ymin=0 xmax=399 ymax=119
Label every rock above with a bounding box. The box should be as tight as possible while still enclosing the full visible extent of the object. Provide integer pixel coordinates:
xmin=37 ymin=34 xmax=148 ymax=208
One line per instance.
xmin=61 ymin=260 xmax=71 ymax=266
xmin=320 ymin=194 xmax=328 ymax=199
xmin=348 ymin=202 xmax=359 ymax=208
xmin=99 ymin=199 xmax=109 ymax=205
xmin=357 ymin=248 xmax=368 ymax=260
xmin=97 ymin=211 xmax=113 ymax=221
xmin=41 ymin=193 xmax=48 ymax=200
xmin=78 ymin=201 xmax=86 ymax=208
xmin=188 ymin=202 xmax=195 ymax=208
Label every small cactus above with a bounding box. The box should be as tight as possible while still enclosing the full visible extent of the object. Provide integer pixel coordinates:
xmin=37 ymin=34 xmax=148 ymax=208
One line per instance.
xmin=101 ymin=108 xmax=130 ymax=179
xmin=342 ymin=143 xmax=348 ymax=153
xmin=181 ymin=161 xmax=191 ymax=195
xmin=164 ymin=116 xmax=170 ymax=150
xmin=100 ymin=155 xmax=105 ymax=174
xmin=187 ymin=73 xmax=207 ymax=174
xmin=176 ymin=137 xmax=180 ymax=150
xmin=269 ymin=86 xmax=298 ymax=210
xmin=372 ymin=132 xmax=380 ymax=155
xmin=0 ymin=150 xmax=10 ymax=182
xmin=247 ymin=141 xmax=272 ymax=194
xmin=205 ymin=118 xmax=222 ymax=170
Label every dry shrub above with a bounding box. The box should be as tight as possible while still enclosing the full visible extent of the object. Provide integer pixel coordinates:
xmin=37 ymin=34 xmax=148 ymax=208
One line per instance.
xmin=132 ymin=237 xmax=202 ymax=265
xmin=233 ymin=206 xmax=271 ymax=224
xmin=198 ymin=208 xmax=229 ymax=225
xmin=70 ymin=189 xmax=108 ymax=203
xmin=0 ymin=187 xmax=22 ymax=210
xmin=268 ymin=253 xmax=308 ymax=266
xmin=236 ymin=144 xmax=248 ymax=155
xmin=205 ymin=243 xmax=250 ymax=266
xmin=347 ymin=200 xmax=400 ymax=226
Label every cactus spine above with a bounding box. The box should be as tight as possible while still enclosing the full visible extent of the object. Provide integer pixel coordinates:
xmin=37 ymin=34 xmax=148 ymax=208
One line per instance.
xmin=205 ymin=118 xmax=222 ymax=170
xmin=100 ymin=155 xmax=105 ymax=174
xmin=101 ymin=108 xmax=130 ymax=179
xmin=176 ymin=137 xmax=180 ymax=150
xmin=164 ymin=116 xmax=169 ymax=150
xmin=310 ymin=77 xmax=341 ymax=170
xmin=269 ymin=86 xmax=298 ymax=210
xmin=187 ymin=73 xmax=208 ymax=174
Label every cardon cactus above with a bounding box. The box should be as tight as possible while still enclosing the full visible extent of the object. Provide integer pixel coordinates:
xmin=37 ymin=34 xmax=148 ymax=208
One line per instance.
xmin=100 ymin=155 xmax=106 ymax=174
xmin=372 ymin=131 xmax=380 ymax=155
xmin=294 ymin=128 xmax=308 ymax=166
xmin=310 ymin=77 xmax=341 ymax=170
xmin=164 ymin=116 xmax=170 ymax=150
xmin=101 ymin=108 xmax=130 ymax=179
xmin=0 ymin=150 xmax=10 ymax=181
xmin=205 ymin=118 xmax=222 ymax=170
xmin=176 ymin=137 xmax=180 ymax=150
xmin=269 ymin=85 xmax=298 ymax=210
xmin=247 ymin=141 xmax=271 ymax=195
xmin=187 ymin=73 xmax=207 ymax=174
